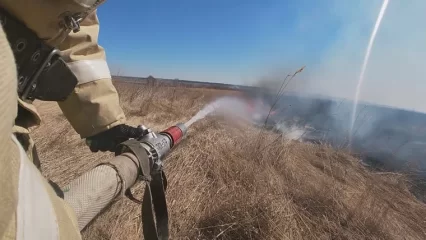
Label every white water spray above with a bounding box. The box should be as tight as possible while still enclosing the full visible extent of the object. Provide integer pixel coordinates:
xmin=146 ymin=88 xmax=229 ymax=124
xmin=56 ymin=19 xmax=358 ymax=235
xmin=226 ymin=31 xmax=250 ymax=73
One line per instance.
xmin=185 ymin=99 xmax=220 ymax=127
xmin=186 ymin=96 xmax=315 ymax=142
xmin=185 ymin=96 xmax=254 ymax=127
xmin=349 ymin=0 xmax=390 ymax=143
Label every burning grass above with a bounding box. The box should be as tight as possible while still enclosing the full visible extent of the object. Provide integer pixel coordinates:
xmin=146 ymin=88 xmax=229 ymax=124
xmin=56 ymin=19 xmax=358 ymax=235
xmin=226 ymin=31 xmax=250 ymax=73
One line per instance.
xmin=31 ymin=80 xmax=426 ymax=239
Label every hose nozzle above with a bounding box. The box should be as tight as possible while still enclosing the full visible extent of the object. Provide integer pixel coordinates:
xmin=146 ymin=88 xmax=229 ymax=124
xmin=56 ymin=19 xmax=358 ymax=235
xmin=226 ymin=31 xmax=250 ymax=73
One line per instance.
xmin=160 ymin=123 xmax=188 ymax=147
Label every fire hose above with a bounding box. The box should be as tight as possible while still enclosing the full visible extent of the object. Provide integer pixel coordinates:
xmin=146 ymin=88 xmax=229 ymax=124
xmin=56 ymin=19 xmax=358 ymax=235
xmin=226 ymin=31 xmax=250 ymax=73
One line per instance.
xmin=63 ymin=123 xmax=188 ymax=240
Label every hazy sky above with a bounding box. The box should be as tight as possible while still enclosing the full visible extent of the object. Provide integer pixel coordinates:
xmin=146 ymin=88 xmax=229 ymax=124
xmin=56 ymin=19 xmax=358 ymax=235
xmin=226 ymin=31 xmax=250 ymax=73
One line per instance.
xmin=98 ymin=0 xmax=426 ymax=112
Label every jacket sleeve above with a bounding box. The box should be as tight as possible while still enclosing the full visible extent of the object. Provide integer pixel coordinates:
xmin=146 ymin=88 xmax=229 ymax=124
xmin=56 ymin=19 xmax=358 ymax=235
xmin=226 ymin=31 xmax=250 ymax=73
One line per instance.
xmin=57 ymin=10 xmax=126 ymax=138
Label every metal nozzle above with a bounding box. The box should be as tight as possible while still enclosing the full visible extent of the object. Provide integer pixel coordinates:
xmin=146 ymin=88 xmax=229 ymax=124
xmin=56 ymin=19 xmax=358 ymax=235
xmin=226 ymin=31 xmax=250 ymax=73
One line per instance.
xmin=160 ymin=123 xmax=188 ymax=147
xmin=175 ymin=123 xmax=188 ymax=137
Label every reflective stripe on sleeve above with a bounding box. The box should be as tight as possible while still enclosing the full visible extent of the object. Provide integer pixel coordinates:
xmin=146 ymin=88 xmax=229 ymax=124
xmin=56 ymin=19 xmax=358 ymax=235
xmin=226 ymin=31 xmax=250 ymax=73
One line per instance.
xmin=67 ymin=59 xmax=111 ymax=85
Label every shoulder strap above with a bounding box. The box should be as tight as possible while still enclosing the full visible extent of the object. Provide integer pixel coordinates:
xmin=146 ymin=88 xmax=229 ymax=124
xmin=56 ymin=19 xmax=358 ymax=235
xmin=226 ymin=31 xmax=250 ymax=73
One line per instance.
xmin=118 ymin=140 xmax=169 ymax=240
xmin=142 ymin=171 xmax=169 ymax=240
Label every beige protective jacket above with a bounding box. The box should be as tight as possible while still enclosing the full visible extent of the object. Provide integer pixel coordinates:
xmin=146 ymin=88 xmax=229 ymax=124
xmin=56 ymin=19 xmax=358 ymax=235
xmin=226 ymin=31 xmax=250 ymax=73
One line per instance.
xmin=1 ymin=1 xmax=127 ymax=239
xmin=0 ymin=0 xmax=126 ymax=138
xmin=0 ymin=23 xmax=81 ymax=239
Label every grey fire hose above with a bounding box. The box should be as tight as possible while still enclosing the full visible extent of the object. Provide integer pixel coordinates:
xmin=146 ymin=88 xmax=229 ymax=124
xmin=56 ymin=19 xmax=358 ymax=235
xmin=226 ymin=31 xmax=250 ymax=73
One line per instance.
xmin=62 ymin=123 xmax=187 ymax=240
xmin=63 ymin=152 xmax=140 ymax=230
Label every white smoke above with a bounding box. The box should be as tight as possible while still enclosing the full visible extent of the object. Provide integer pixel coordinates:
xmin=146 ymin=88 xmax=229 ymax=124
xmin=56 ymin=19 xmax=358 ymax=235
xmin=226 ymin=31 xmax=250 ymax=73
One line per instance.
xmin=299 ymin=0 xmax=426 ymax=112
xmin=274 ymin=121 xmax=306 ymax=141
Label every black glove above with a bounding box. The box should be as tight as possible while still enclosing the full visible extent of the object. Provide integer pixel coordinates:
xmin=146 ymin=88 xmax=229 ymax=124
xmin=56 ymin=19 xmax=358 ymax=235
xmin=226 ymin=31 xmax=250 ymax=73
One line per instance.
xmin=86 ymin=124 xmax=147 ymax=152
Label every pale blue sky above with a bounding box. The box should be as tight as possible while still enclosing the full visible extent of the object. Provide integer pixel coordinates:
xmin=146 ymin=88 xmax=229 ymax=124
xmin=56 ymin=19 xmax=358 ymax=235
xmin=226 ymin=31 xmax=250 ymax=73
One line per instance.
xmin=97 ymin=1 xmax=426 ymax=112
xmin=97 ymin=0 xmax=338 ymax=83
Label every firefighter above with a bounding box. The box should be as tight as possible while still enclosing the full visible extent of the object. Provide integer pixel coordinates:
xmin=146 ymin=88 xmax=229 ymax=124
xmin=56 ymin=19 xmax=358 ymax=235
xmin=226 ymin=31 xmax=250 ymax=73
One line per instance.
xmin=0 ymin=1 xmax=146 ymax=239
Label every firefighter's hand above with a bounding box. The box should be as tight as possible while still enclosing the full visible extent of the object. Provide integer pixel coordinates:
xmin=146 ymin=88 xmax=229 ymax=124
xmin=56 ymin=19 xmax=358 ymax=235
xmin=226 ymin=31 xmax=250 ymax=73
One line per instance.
xmin=85 ymin=124 xmax=147 ymax=152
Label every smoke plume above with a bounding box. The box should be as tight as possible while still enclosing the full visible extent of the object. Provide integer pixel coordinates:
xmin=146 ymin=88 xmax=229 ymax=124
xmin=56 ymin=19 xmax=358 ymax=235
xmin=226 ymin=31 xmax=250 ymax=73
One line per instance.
xmin=240 ymin=1 xmax=426 ymax=177
xmin=297 ymin=0 xmax=426 ymax=112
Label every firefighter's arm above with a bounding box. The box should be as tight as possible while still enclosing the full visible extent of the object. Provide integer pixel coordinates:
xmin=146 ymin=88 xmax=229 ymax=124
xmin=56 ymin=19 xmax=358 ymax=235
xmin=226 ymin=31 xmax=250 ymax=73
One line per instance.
xmin=57 ymin=11 xmax=125 ymax=138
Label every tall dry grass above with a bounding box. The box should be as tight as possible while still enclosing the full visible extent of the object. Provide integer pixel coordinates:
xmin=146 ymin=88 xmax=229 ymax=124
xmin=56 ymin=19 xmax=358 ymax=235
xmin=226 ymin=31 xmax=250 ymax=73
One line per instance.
xmin=31 ymin=80 xmax=426 ymax=240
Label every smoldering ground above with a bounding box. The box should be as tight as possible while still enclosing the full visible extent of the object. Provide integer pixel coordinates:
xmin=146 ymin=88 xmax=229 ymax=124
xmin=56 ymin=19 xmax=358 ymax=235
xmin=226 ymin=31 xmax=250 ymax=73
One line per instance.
xmin=234 ymin=0 xmax=426 ymax=200
xmin=243 ymin=85 xmax=426 ymax=186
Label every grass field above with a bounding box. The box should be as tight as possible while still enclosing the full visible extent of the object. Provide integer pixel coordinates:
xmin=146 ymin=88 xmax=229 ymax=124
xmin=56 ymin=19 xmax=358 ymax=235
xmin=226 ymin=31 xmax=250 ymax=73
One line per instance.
xmin=32 ymin=80 xmax=426 ymax=239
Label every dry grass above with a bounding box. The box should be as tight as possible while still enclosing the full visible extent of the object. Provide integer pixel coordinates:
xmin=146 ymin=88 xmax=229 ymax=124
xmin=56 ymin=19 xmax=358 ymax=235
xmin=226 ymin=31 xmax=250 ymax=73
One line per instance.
xmin=31 ymin=80 xmax=426 ymax=240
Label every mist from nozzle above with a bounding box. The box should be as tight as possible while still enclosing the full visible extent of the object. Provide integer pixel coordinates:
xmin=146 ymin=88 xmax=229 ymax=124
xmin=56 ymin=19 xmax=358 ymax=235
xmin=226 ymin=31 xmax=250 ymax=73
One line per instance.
xmin=185 ymin=99 xmax=220 ymax=127
xmin=185 ymin=96 xmax=270 ymax=128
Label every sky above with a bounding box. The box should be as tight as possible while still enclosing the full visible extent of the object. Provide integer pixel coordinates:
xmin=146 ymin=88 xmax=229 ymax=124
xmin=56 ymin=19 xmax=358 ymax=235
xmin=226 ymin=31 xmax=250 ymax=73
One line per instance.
xmin=97 ymin=0 xmax=426 ymax=112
